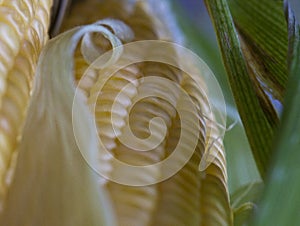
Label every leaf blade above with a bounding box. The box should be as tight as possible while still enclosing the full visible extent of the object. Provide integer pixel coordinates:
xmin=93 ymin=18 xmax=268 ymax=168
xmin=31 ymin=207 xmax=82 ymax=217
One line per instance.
xmin=204 ymin=0 xmax=275 ymax=177
xmin=251 ymin=3 xmax=300 ymax=225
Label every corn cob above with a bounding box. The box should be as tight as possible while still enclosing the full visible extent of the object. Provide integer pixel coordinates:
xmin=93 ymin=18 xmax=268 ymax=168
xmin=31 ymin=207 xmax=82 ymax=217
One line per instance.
xmin=60 ymin=0 xmax=233 ymax=225
xmin=0 ymin=0 xmax=52 ymax=210
xmin=149 ymin=73 xmax=204 ymax=225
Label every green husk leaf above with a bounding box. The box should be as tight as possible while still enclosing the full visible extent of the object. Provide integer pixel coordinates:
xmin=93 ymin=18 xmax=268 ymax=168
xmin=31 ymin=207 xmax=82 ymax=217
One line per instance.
xmin=0 ymin=23 xmax=123 ymax=225
xmin=251 ymin=2 xmax=300 ymax=225
xmin=231 ymin=182 xmax=263 ymax=226
xmin=204 ymin=0 xmax=276 ymax=177
xmin=233 ymin=202 xmax=255 ymax=226
xmin=231 ymin=181 xmax=263 ymax=209
xmin=228 ymin=0 xmax=288 ymax=116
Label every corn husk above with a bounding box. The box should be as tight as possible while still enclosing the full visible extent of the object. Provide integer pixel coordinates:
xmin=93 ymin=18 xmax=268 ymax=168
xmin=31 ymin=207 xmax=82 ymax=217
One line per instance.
xmin=0 ymin=0 xmax=233 ymax=225
xmin=0 ymin=23 xmax=118 ymax=226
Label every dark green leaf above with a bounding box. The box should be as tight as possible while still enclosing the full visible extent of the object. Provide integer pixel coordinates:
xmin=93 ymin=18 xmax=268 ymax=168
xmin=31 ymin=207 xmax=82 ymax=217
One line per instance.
xmin=251 ymin=2 xmax=300 ymax=225
xmin=228 ymin=0 xmax=288 ymax=118
xmin=204 ymin=0 xmax=277 ymax=177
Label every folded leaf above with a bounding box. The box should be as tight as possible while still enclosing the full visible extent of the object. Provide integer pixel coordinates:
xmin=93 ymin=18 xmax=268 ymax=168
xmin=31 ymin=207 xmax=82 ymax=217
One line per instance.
xmin=199 ymin=117 xmax=233 ymax=226
xmin=228 ymin=0 xmax=288 ymax=110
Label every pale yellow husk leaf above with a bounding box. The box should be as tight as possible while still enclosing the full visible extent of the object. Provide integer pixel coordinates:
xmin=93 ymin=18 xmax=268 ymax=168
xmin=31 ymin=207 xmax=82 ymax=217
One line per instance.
xmin=0 ymin=0 xmax=233 ymax=225
xmin=0 ymin=24 xmax=119 ymax=226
